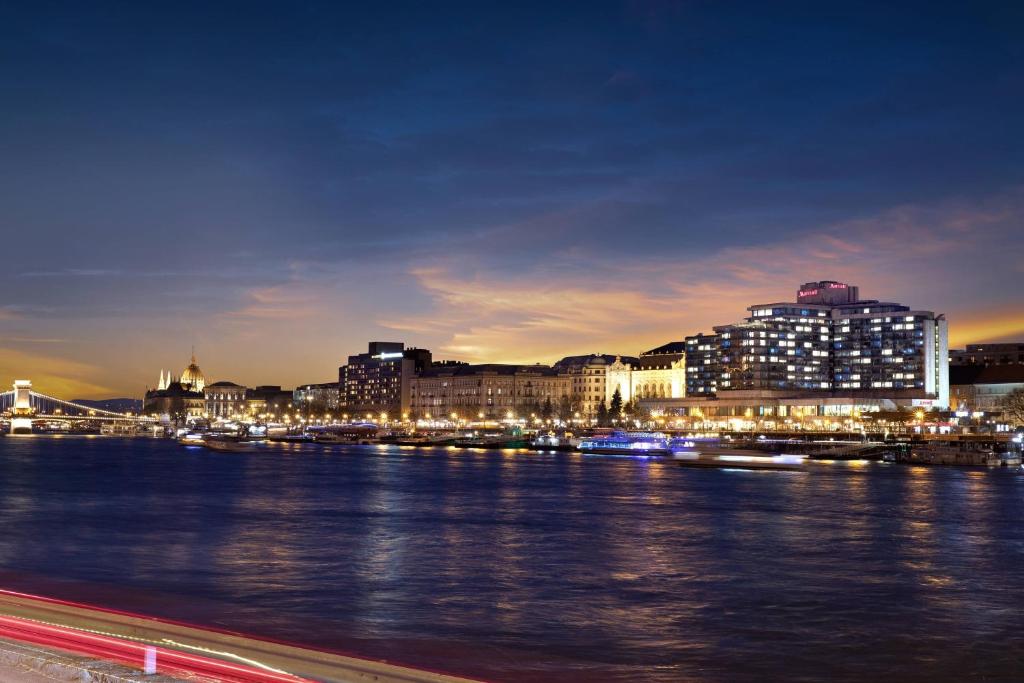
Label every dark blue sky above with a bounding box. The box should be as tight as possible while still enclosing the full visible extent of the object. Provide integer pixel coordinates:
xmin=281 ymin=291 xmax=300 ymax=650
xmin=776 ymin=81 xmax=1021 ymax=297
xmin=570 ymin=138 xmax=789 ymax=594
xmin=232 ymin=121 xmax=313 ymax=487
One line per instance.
xmin=1 ymin=1 xmax=1022 ymax=396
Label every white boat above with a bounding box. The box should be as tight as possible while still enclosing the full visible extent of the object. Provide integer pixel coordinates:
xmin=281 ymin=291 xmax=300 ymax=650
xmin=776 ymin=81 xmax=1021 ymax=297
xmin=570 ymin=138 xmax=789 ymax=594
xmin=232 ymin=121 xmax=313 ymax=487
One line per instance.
xmin=578 ymin=431 xmax=670 ymax=456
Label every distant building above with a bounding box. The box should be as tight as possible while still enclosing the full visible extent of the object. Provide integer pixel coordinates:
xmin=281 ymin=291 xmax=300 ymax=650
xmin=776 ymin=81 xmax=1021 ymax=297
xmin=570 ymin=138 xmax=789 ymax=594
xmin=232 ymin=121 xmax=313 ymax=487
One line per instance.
xmin=409 ymin=363 xmax=570 ymax=420
xmin=684 ymin=333 xmax=721 ymax=397
xmin=606 ymin=342 xmax=686 ymax=405
xmin=653 ymin=280 xmax=950 ymax=419
xmin=205 ymin=381 xmax=250 ymax=419
xmin=153 ymin=352 xmax=207 ymax=394
xmin=950 ymin=365 xmax=1024 ymax=413
xmin=554 ymin=354 xmax=637 ymax=417
xmin=950 ymin=343 xmax=1024 ymax=366
xmin=340 ymin=342 xmax=432 ymax=418
xmin=143 ymin=381 xmax=205 ymax=420
xmin=145 ymin=353 xmax=208 ymax=419
xmin=248 ymin=385 xmax=293 ymax=418
xmin=294 ymin=382 xmax=341 ymax=410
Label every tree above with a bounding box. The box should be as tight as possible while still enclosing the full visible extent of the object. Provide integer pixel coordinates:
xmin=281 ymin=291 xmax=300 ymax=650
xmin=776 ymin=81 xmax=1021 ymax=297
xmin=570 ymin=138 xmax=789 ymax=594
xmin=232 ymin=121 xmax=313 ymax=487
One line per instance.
xmin=1001 ymin=388 xmax=1024 ymax=426
xmin=596 ymin=400 xmax=609 ymax=427
xmin=541 ymin=397 xmax=553 ymax=420
xmin=609 ymin=388 xmax=623 ymax=419
xmin=557 ymin=395 xmax=573 ymax=422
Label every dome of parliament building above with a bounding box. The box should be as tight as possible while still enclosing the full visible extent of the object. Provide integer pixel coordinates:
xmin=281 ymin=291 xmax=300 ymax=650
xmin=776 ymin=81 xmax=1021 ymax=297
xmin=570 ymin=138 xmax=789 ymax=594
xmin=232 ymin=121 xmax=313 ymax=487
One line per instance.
xmin=180 ymin=353 xmax=206 ymax=393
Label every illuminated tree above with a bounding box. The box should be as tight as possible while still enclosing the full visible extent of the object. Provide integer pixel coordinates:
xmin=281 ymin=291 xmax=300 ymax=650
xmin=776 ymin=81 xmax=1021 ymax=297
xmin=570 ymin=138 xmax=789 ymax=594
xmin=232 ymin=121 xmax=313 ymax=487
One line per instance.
xmin=541 ymin=398 xmax=553 ymax=420
xmin=1001 ymin=388 xmax=1024 ymax=426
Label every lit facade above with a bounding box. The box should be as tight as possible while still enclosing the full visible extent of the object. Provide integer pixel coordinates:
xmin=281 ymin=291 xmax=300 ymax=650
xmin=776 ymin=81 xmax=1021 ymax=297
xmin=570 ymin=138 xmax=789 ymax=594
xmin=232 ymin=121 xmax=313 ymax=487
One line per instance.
xmin=605 ymin=343 xmax=686 ymax=404
xmin=204 ymin=381 xmax=250 ymax=419
xmin=294 ymin=382 xmax=341 ymax=410
xmin=341 ymin=342 xmax=432 ymax=418
xmin=554 ymin=354 xmax=635 ymax=416
xmin=409 ymin=364 xmax=570 ymax=420
xmin=950 ymin=365 xmax=1024 ymax=413
xmin=675 ymin=281 xmax=949 ymax=411
xmin=145 ymin=352 xmax=208 ymax=420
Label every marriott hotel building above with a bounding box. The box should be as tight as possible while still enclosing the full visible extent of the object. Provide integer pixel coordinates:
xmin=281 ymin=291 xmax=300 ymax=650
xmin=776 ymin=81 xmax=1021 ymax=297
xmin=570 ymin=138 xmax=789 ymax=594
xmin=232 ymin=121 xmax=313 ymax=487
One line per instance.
xmin=666 ymin=281 xmax=948 ymax=420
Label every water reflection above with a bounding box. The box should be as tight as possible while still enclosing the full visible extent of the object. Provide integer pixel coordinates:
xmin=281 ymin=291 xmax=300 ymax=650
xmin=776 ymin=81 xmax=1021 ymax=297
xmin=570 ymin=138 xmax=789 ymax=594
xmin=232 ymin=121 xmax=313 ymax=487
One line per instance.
xmin=0 ymin=437 xmax=1022 ymax=682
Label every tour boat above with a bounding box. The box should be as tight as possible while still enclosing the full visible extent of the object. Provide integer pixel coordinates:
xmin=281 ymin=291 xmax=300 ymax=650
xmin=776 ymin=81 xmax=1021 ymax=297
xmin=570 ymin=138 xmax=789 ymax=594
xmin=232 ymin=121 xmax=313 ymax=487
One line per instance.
xmin=672 ymin=450 xmax=807 ymax=471
xmin=578 ymin=431 xmax=670 ymax=456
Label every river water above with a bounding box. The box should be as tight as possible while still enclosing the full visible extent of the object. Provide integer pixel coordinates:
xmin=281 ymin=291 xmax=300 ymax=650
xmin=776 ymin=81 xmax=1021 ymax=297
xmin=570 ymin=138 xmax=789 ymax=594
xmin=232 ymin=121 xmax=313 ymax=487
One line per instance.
xmin=0 ymin=435 xmax=1022 ymax=682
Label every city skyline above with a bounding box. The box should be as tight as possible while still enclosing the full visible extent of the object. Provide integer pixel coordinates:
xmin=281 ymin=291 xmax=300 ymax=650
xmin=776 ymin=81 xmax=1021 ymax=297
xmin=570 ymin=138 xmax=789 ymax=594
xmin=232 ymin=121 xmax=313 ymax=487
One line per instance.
xmin=2 ymin=2 xmax=1023 ymax=398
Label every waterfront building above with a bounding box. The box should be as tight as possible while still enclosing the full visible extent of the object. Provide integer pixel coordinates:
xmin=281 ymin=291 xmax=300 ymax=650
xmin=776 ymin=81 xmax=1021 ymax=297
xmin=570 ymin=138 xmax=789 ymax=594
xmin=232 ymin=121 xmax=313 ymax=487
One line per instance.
xmin=145 ymin=352 xmax=208 ymax=420
xmin=409 ymin=364 xmax=571 ymax=420
xmin=143 ymin=381 xmax=205 ymax=420
xmin=605 ymin=343 xmax=686 ymax=404
xmin=684 ymin=333 xmax=721 ymax=397
xmin=340 ymin=342 xmax=432 ymax=418
xmin=950 ymin=365 xmax=1024 ymax=413
xmin=950 ymin=343 xmax=1024 ymax=366
xmin=655 ymin=281 xmax=950 ymax=422
xmin=204 ymin=381 xmax=250 ymax=419
xmin=153 ymin=352 xmax=207 ymax=394
xmin=294 ymin=382 xmax=341 ymax=411
xmin=247 ymin=385 xmax=293 ymax=419
xmin=179 ymin=353 xmax=206 ymax=393
xmin=554 ymin=354 xmax=636 ymax=417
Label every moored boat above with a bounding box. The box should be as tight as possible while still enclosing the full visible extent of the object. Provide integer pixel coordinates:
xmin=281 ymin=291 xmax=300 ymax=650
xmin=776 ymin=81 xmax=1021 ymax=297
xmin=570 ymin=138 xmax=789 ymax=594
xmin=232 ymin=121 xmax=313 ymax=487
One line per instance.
xmin=530 ymin=433 xmax=580 ymax=452
xmin=202 ymin=435 xmax=256 ymax=453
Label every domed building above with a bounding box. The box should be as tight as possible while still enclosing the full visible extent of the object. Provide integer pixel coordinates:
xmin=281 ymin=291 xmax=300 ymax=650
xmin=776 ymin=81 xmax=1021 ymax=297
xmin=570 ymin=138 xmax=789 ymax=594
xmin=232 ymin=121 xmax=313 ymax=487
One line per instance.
xmin=145 ymin=351 xmax=207 ymax=422
xmin=180 ymin=353 xmax=206 ymax=393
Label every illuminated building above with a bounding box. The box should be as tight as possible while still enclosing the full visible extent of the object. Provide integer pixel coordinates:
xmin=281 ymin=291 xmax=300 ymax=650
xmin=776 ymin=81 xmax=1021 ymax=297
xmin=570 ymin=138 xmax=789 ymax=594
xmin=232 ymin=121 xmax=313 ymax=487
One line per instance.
xmin=409 ymin=364 xmax=570 ymax=420
xmin=145 ymin=352 xmax=208 ymax=420
xmin=205 ymin=381 xmax=250 ymax=419
xmin=684 ymin=334 xmax=720 ymax=397
xmin=950 ymin=365 xmax=1024 ymax=413
xmin=606 ymin=343 xmax=686 ymax=404
xmin=660 ymin=281 xmax=950 ymax=420
xmin=143 ymin=381 xmax=205 ymax=420
xmin=554 ymin=354 xmax=636 ymax=417
xmin=154 ymin=352 xmax=206 ymax=394
xmin=248 ymin=386 xmax=293 ymax=418
xmin=294 ymin=382 xmax=341 ymax=410
xmin=340 ymin=342 xmax=432 ymax=417
xmin=179 ymin=353 xmax=206 ymax=393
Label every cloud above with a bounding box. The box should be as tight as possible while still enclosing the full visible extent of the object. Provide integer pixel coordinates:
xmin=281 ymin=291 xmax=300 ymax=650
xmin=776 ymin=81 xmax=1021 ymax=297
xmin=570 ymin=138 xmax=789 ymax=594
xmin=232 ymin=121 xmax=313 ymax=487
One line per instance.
xmin=948 ymin=310 xmax=1024 ymax=348
xmin=20 ymin=268 xmax=123 ymax=278
xmin=381 ymin=188 xmax=1024 ymax=362
xmin=0 ymin=347 xmax=116 ymax=398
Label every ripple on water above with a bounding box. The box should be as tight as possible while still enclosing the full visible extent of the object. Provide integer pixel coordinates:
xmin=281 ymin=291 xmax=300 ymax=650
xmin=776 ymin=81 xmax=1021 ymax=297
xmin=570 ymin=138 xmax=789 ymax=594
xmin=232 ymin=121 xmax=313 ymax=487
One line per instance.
xmin=0 ymin=436 xmax=1022 ymax=682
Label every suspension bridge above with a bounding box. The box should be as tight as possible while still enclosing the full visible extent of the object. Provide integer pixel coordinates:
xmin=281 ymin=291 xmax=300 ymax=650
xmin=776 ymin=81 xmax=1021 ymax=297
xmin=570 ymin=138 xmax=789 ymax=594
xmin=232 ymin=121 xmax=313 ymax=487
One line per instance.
xmin=0 ymin=380 xmax=155 ymax=435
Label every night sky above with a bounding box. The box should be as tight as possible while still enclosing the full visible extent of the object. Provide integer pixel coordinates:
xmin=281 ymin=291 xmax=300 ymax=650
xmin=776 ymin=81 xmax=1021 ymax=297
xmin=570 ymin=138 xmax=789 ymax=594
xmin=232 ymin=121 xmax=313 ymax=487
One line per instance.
xmin=1 ymin=1 xmax=1022 ymax=397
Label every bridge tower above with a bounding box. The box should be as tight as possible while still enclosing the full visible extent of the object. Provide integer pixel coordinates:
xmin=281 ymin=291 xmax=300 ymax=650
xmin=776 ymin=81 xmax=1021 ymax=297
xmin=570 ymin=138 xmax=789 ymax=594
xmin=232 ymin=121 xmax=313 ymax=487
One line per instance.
xmin=11 ymin=379 xmax=34 ymax=434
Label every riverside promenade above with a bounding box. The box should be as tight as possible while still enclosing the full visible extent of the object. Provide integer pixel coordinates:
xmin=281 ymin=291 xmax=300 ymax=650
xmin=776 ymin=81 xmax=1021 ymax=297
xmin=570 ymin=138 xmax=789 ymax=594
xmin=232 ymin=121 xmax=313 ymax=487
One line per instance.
xmin=0 ymin=590 xmax=480 ymax=683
